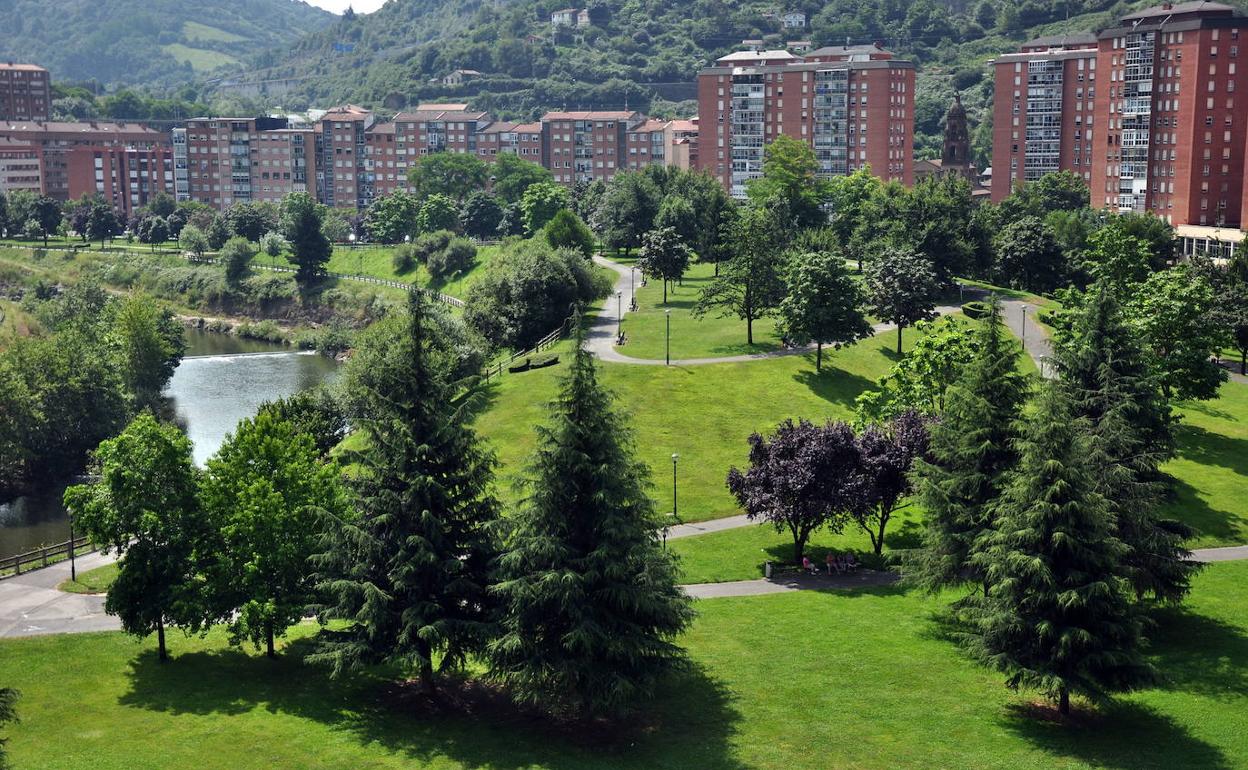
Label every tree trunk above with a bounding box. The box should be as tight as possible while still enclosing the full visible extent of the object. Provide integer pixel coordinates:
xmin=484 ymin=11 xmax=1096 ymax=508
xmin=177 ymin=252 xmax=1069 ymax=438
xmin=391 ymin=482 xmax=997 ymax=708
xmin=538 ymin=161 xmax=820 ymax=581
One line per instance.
xmin=416 ymin=639 xmax=435 ymax=693
xmin=663 ymin=280 xmax=667 ymax=304
xmin=1059 ymin=688 xmax=1070 ymax=716
xmin=266 ymin=625 xmax=276 ymax=658
xmin=874 ymin=514 xmax=889 ymax=555
xmin=157 ymin=617 xmax=168 ymax=662
xmin=896 ymin=323 xmax=904 ymax=356
xmin=816 ymin=342 xmax=822 ymax=372
xmin=1241 ymin=349 xmax=1246 ymax=375
xmin=747 ymin=316 xmax=754 ymax=345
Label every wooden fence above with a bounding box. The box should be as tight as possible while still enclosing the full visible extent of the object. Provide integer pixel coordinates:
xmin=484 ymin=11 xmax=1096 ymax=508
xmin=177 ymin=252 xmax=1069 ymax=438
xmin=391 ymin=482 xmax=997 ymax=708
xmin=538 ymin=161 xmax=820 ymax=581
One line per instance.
xmin=0 ymin=536 xmax=92 ymax=578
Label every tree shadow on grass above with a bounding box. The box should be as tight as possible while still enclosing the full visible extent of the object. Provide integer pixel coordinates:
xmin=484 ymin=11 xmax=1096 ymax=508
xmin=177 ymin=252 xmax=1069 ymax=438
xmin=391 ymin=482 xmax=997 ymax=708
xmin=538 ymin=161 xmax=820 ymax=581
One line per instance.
xmin=792 ymin=366 xmax=878 ymax=410
xmin=1160 ymin=478 xmax=1243 ymax=544
xmin=119 ymin=638 xmax=748 ymax=770
xmin=1174 ymin=425 xmax=1248 ymax=478
xmin=1146 ymin=605 xmax=1248 ymax=699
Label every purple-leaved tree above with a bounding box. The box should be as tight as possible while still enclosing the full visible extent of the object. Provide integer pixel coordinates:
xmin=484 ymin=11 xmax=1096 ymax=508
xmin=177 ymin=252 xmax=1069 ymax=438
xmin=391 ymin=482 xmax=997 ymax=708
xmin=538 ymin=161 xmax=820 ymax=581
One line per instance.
xmin=855 ymin=411 xmax=932 ymax=555
xmin=727 ymin=419 xmax=867 ymax=564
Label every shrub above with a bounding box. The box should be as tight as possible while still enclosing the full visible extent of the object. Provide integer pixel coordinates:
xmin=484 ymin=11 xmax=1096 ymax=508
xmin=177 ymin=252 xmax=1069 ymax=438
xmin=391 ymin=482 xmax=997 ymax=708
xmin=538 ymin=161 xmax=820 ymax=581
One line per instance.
xmin=413 ymin=230 xmax=454 ymax=262
xmin=961 ymin=301 xmax=990 ymax=320
xmin=391 ymin=243 xmax=418 ymax=274
xmin=543 ymin=209 xmax=595 ymax=259
xmin=236 ymin=319 xmax=287 ymax=344
xmin=427 ymin=237 xmax=477 ymax=281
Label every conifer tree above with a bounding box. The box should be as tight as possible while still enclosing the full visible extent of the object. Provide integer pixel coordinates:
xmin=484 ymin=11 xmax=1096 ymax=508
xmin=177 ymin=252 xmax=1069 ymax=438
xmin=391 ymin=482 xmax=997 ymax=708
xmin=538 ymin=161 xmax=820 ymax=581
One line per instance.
xmin=908 ymin=298 xmax=1028 ymax=594
xmin=311 ymin=290 xmax=499 ymax=689
xmin=961 ymin=384 xmax=1156 ymax=716
xmin=488 ymin=328 xmax=694 ymax=719
xmin=1055 ymin=283 xmax=1196 ymax=602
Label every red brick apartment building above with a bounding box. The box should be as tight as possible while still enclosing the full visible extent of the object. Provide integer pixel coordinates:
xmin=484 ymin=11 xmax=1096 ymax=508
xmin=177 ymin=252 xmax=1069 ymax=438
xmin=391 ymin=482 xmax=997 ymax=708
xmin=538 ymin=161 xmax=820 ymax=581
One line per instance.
xmin=989 ymin=33 xmax=1099 ymax=201
xmin=696 ymin=44 xmax=915 ymax=198
xmin=0 ymin=63 xmax=51 ymax=122
xmin=0 ymin=138 xmax=42 ymax=195
xmin=475 ymin=121 xmax=544 ymax=164
xmin=540 ymin=111 xmax=642 ymax=184
xmin=0 ymin=120 xmax=171 ymax=218
xmin=179 ymin=117 xmax=313 ymax=209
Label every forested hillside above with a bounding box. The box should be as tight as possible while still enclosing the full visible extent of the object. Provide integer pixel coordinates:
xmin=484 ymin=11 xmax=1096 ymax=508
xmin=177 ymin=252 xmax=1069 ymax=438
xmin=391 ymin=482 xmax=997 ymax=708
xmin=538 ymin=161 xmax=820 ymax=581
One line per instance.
xmin=247 ymin=0 xmax=1246 ymax=165
xmin=0 ymin=0 xmax=332 ymax=88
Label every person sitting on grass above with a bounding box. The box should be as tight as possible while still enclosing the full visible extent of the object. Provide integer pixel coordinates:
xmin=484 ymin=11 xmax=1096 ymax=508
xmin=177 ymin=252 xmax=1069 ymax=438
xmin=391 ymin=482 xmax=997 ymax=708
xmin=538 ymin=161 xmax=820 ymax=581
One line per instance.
xmin=802 ymin=556 xmax=819 ymax=575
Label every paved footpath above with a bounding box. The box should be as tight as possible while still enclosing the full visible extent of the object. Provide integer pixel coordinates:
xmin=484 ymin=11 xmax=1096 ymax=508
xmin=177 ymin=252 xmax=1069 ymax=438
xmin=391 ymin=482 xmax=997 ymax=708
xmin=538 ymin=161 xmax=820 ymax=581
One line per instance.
xmin=0 ymin=550 xmax=117 ymax=638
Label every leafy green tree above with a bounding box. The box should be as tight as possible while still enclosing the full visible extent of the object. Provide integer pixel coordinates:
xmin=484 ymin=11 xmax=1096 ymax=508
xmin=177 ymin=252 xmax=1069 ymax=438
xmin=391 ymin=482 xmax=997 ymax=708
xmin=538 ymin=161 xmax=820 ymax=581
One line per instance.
xmin=365 ymin=190 xmax=420 ymax=243
xmin=201 ymin=410 xmax=347 ymax=657
xmin=1055 ymin=283 xmax=1194 ymax=603
xmin=960 ymin=383 xmax=1156 ymax=716
xmin=416 ymin=192 xmax=461 ymax=234
xmin=542 ymin=208 xmax=595 ymax=258
xmin=491 ymin=153 xmax=553 ymax=203
xmin=746 ymin=134 xmax=826 ymax=228
xmin=407 ymin=151 xmax=488 ymax=201
xmin=220 ymin=236 xmax=256 ymax=287
xmin=778 ymin=251 xmax=874 ymax=371
xmin=32 ymin=195 xmax=62 ymax=247
xmin=1127 ymin=265 xmax=1226 ymax=400
xmin=1116 ymin=212 xmax=1175 ymax=270
xmin=520 ymin=181 xmax=570 ymax=234
xmin=426 ymin=236 xmax=477 ymax=281
xmin=694 ymin=201 xmax=789 ymax=345
xmin=909 ymin=299 xmax=1028 ymax=595
xmin=110 ymin=295 xmax=185 ymax=409
xmin=666 ymin=170 xmax=737 ymax=268
xmin=179 ymin=223 xmax=209 ymax=257
xmin=321 ymin=209 xmax=352 ymax=243
xmin=257 ymin=389 xmax=347 ymax=458
xmin=146 ymin=192 xmax=176 ymax=218
xmin=64 ymin=413 xmax=204 ymax=662
xmin=21 ymin=218 xmax=43 ymax=242
xmin=591 ymin=171 xmax=660 ymax=254
xmin=888 ymin=175 xmax=977 ymax=286
xmin=1082 ymin=219 xmax=1153 ymax=296
xmin=205 ymin=214 xmax=231 ymax=250
xmin=826 ymin=167 xmax=884 ymax=271
xmin=637 ymin=225 xmax=692 ymax=304
xmin=489 ymin=331 xmax=693 ymax=718
xmin=281 ymin=193 xmax=331 ymax=288
xmin=999 ymin=170 xmax=1089 ymax=220
xmin=462 ymin=190 xmax=504 ymax=238
xmin=864 ymin=246 xmax=941 ymax=355
xmin=654 ymin=194 xmax=698 ymax=248
xmin=259 ymin=231 xmax=287 ymax=265
xmin=86 ymin=200 xmax=119 ymax=247
xmin=0 ymin=687 xmax=15 ymax=770
xmin=312 ymin=291 xmax=499 ymax=688
xmin=1222 ymin=284 xmax=1248 ymax=375
xmin=226 ymin=202 xmax=276 ymax=242
xmin=5 ymin=191 xmax=35 ymax=237
xmin=992 ymin=216 xmax=1065 ymax=293
xmin=855 ymin=316 xmax=978 ymax=423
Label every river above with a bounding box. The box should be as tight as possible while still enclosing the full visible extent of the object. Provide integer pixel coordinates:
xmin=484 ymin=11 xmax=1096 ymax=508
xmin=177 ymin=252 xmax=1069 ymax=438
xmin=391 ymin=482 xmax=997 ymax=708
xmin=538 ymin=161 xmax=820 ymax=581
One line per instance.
xmin=0 ymin=330 xmax=339 ymax=559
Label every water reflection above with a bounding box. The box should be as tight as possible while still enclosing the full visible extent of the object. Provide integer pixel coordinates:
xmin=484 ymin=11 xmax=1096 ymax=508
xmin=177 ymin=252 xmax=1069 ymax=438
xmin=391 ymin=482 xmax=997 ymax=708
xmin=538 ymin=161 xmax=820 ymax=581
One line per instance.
xmin=0 ymin=329 xmax=339 ymax=558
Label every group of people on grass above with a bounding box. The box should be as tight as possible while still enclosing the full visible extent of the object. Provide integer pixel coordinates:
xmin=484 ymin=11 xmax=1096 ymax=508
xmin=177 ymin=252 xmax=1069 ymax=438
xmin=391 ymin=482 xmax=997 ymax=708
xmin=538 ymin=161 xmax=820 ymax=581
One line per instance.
xmin=800 ymin=552 xmax=858 ymax=576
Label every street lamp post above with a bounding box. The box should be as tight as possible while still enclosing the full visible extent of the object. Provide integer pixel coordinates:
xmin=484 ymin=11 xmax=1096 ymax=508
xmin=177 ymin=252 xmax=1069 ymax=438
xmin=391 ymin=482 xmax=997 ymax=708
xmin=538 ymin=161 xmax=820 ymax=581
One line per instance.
xmin=68 ymin=513 xmax=76 ymax=582
xmin=1021 ymin=305 xmax=1027 ymax=348
xmin=616 ymin=290 xmax=622 ymax=340
xmin=671 ymin=452 xmax=680 ymax=522
xmin=665 ymin=309 xmax=671 ymax=366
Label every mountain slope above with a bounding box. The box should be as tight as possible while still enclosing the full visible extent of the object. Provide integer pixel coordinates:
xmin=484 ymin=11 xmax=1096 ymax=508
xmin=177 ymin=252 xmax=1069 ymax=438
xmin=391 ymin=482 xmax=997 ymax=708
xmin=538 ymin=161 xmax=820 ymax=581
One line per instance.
xmin=0 ymin=0 xmax=333 ymax=88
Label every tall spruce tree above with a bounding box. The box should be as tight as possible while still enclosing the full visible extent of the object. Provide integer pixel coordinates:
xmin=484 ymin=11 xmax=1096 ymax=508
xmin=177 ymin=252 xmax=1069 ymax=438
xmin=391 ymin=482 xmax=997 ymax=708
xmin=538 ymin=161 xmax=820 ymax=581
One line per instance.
xmin=961 ymin=383 xmax=1156 ymax=716
xmin=908 ymin=298 xmax=1028 ymax=595
xmin=488 ymin=328 xmax=694 ymax=719
xmin=311 ymin=290 xmax=499 ymax=688
xmin=1055 ymin=283 xmax=1196 ymax=603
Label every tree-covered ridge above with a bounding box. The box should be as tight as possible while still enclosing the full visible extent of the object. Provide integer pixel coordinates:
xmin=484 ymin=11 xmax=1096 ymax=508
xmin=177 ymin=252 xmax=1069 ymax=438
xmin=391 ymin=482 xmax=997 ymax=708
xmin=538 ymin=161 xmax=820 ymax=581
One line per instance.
xmin=253 ymin=0 xmax=1247 ymax=162
xmin=0 ymin=0 xmax=332 ymax=88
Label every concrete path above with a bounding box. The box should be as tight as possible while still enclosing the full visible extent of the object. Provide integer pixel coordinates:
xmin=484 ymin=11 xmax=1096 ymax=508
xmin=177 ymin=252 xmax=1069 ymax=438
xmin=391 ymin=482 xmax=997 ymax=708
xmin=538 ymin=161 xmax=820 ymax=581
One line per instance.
xmin=999 ymin=299 xmax=1053 ymax=377
xmin=666 ymin=514 xmax=752 ymax=540
xmin=0 ymin=550 xmax=118 ymax=638
xmin=1191 ymin=544 xmax=1248 ymax=563
xmin=683 ymin=568 xmax=899 ymax=599
xmin=588 ymin=255 xmax=967 ymax=367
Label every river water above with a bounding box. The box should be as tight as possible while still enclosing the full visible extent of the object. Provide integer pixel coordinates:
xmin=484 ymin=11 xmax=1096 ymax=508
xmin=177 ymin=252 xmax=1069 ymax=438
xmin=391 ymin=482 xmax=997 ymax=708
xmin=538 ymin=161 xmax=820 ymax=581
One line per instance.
xmin=0 ymin=330 xmax=339 ymax=559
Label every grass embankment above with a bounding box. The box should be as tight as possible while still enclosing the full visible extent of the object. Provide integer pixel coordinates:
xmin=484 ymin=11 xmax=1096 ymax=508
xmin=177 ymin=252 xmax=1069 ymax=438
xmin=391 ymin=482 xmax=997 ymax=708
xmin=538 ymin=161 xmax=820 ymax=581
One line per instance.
xmin=3 ymin=560 xmax=1247 ymax=769
xmin=57 ymin=563 xmax=119 ymax=594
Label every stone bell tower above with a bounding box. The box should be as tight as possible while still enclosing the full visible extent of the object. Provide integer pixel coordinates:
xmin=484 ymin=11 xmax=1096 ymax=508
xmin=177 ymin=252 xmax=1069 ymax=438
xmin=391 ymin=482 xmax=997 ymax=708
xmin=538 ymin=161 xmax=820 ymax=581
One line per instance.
xmin=941 ymin=92 xmax=975 ymax=183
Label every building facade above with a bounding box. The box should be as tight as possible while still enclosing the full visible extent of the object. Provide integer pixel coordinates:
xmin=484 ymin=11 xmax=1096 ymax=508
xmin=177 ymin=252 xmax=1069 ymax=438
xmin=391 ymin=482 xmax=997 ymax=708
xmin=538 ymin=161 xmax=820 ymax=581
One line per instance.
xmin=697 ymin=44 xmax=915 ymax=198
xmin=1090 ymin=2 xmax=1248 ymax=228
xmin=989 ymin=34 xmax=1099 ymax=201
xmin=64 ymin=144 xmax=174 ymax=220
xmin=0 ymin=63 xmax=51 ymax=122
xmin=540 ymin=111 xmax=641 ymax=185
xmin=0 ymin=138 xmax=41 ymax=195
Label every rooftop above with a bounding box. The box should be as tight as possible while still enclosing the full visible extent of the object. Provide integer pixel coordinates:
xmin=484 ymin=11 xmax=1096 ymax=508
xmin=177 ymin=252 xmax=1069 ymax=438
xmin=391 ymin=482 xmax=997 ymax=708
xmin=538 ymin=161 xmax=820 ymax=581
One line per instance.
xmin=0 ymin=120 xmax=163 ymax=135
xmin=414 ymin=103 xmax=469 ymax=111
xmin=1020 ymin=32 xmax=1098 ymax=48
xmin=1120 ymin=1 xmax=1235 ymax=21
xmin=393 ymin=109 xmax=490 ymax=122
xmin=541 ymin=110 xmax=639 ymax=121
xmin=715 ymin=49 xmax=802 ymax=64
xmin=806 ymin=43 xmax=892 ymax=58
xmin=0 ymin=62 xmax=47 ymax=72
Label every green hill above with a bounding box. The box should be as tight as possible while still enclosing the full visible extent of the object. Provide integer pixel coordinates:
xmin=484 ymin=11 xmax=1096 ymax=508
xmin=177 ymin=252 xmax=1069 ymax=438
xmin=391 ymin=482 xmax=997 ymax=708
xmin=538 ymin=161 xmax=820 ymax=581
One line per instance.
xmin=243 ymin=0 xmax=1247 ymax=165
xmin=0 ymin=0 xmax=333 ymax=88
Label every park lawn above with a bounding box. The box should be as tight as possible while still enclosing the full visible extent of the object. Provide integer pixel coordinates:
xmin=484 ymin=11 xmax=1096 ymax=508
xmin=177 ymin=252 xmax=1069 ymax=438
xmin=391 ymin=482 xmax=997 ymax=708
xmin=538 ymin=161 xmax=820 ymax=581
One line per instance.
xmin=1163 ymin=381 xmax=1248 ymax=547
xmin=2 ymin=561 xmax=1247 ymax=769
xmin=291 ymin=243 xmax=505 ymax=301
xmin=57 ymin=563 xmax=119 ymax=595
xmin=618 ymin=260 xmax=785 ymax=360
xmin=476 ymin=328 xmax=927 ymax=522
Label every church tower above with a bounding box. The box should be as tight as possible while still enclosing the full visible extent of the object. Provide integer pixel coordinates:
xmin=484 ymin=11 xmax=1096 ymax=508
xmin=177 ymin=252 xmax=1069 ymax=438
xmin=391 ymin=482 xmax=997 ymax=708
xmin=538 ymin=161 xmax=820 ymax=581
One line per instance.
xmin=941 ymin=93 xmax=975 ymax=183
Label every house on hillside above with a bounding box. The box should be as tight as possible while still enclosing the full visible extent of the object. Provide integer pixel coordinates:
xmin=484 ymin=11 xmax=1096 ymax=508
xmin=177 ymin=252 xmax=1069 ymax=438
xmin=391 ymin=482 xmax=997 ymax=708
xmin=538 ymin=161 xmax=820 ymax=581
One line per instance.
xmin=551 ymin=8 xmax=578 ymax=27
xmin=442 ymin=69 xmax=482 ymax=86
xmin=782 ymin=11 xmax=807 ymax=28
xmin=577 ymin=9 xmax=592 ymax=27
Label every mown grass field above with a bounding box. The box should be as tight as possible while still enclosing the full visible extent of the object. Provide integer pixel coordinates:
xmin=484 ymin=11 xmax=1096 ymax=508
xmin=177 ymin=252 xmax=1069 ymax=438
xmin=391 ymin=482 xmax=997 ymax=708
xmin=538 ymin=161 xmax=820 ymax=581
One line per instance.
xmin=4 ymin=560 xmax=1248 ymax=769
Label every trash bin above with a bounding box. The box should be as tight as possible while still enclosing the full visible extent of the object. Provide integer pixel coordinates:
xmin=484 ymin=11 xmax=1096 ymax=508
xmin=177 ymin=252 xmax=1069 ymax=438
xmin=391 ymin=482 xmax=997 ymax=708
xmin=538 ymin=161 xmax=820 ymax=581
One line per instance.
xmin=764 ymin=561 xmax=772 ymax=579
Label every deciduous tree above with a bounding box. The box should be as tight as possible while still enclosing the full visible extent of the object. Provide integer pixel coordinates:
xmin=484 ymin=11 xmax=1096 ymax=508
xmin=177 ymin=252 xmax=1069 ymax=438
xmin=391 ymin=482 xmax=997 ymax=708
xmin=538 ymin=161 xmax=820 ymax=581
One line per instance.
xmin=778 ymin=251 xmax=873 ymax=371
xmin=364 ymin=190 xmax=420 ymax=243
xmin=407 ymin=151 xmax=487 ymax=201
xmin=637 ymin=225 xmax=692 ymax=304
xmin=281 ymin=192 xmax=331 ymax=288
xmin=855 ymin=411 xmax=930 ymax=555
xmin=855 ymin=316 xmax=978 ymax=422
xmin=519 ymin=181 xmax=570 ymax=234
xmin=694 ymin=201 xmax=789 ymax=345
xmin=864 ymin=246 xmax=941 ymax=355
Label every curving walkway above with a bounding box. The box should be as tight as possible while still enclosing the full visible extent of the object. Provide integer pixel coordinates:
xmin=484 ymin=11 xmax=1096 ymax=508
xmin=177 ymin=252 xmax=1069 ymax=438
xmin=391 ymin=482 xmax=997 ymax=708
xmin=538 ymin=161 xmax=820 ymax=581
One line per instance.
xmin=589 ymin=256 xmax=1045 ymax=370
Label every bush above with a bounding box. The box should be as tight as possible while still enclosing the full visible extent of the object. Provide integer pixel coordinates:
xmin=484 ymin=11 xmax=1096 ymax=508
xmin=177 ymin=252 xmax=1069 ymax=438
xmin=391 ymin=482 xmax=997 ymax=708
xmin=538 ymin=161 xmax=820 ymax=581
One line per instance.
xmin=543 ymin=209 xmax=596 ymax=259
xmin=391 ymin=243 xmax=418 ymax=274
xmin=236 ymin=319 xmax=287 ymax=344
xmin=426 ymin=237 xmax=477 ymax=281
xmin=413 ymin=230 xmax=454 ymax=262
xmin=961 ymin=300 xmax=990 ymax=319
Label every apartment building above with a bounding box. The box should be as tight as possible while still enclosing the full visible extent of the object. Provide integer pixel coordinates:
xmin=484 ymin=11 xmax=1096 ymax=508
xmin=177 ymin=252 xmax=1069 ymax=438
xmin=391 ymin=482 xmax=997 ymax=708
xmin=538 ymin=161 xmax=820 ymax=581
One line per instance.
xmin=989 ymin=34 xmax=1099 ymax=201
xmin=0 ymin=138 xmax=41 ymax=195
xmin=696 ymin=44 xmax=915 ymax=198
xmin=182 ymin=116 xmax=312 ymax=208
xmin=475 ymin=121 xmax=545 ymax=164
xmin=365 ymin=121 xmax=401 ymax=199
xmin=539 ymin=111 xmax=642 ymax=185
xmin=1090 ymin=2 xmax=1248 ymax=230
xmin=65 ymin=144 xmax=175 ymax=220
xmin=0 ymin=120 xmax=170 ymax=204
xmin=317 ymin=105 xmax=372 ymax=210
xmin=625 ymin=119 xmax=671 ymax=170
xmin=0 ymin=63 xmax=51 ymax=122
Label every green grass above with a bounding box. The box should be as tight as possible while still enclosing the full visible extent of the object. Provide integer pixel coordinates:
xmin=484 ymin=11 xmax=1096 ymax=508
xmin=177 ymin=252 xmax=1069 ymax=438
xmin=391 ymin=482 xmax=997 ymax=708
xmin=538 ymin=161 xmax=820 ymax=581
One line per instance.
xmin=3 ymin=561 xmax=1248 ymax=768
xmin=181 ymin=20 xmax=246 ymax=43
xmin=56 ymin=562 xmax=119 ymax=594
xmin=1164 ymin=382 xmax=1248 ymax=548
xmin=279 ymin=243 xmax=504 ymax=301
xmin=617 ymin=260 xmax=785 ymax=360
xmin=160 ymin=44 xmax=238 ymax=72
